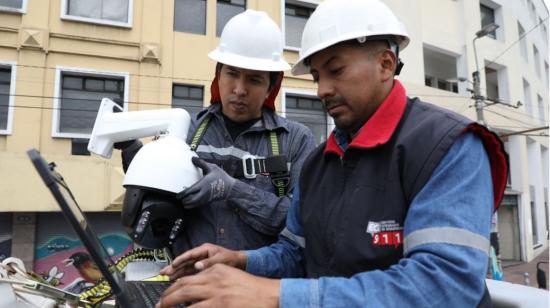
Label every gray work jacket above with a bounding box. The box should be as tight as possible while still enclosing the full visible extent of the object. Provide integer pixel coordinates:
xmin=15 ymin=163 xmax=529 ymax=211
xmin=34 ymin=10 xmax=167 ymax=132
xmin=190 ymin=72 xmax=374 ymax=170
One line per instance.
xmin=122 ymin=103 xmax=315 ymax=254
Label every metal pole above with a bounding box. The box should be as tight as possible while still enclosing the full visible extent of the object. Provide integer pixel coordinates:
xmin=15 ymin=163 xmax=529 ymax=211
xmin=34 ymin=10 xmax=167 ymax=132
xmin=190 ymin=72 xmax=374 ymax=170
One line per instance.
xmin=472 ymin=71 xmax=486 ymax=125
xmin=472 ymin=37 xmax=486 ymax=126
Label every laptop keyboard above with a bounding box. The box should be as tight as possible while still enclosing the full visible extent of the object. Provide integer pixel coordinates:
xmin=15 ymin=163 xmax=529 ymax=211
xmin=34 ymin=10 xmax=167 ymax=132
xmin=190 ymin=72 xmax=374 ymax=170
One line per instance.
xmin=126 ymin=281 xmax=185 ymax=308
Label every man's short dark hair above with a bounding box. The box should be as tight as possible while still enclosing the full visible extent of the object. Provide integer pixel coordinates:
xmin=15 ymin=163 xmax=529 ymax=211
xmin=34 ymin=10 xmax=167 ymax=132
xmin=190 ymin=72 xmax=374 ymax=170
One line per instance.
xmin=304 ymin=37 xmax=396 ymax=66
xmin=215 ymin=63 xmax=280 ymax=90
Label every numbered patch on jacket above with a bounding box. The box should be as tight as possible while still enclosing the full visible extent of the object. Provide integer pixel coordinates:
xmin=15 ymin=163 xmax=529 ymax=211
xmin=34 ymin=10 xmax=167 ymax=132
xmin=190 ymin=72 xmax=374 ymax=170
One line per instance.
xmin=366 ymin=220 xmax=403 ymax=248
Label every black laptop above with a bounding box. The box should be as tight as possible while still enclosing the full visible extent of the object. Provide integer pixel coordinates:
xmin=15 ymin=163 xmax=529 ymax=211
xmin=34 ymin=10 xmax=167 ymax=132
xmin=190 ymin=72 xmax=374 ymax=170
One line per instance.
xmin=27 ymin=148 xmax=182 ymax=308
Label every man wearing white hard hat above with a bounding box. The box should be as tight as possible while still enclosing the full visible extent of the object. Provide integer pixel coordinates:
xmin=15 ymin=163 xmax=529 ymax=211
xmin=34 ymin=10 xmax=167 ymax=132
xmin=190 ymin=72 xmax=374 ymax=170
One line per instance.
xmin=121 ymin=10 xmax=314 ymax=256
xmin=157 ymin=1 xmax=509 ymax=307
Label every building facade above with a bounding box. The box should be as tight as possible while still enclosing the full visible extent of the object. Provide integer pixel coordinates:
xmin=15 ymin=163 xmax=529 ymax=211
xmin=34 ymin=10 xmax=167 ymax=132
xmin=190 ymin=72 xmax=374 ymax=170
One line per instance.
xmin=0 ymin=0 xmax=547 ymax=281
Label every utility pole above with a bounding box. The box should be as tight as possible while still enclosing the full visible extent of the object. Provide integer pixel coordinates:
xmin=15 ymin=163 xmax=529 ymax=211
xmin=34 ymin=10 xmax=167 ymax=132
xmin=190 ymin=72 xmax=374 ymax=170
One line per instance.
xmin=472 ymin=23 xmax=499 ymax=126
xmin=472 ymin=70 xmax=486 ymax=126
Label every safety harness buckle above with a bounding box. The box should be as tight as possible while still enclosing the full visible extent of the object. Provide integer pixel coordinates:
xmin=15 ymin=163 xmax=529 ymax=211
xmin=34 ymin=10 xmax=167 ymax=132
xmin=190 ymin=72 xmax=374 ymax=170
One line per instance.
xmin=271 ymin=172 xmax=290 ymax=197
xmin=242 ymin=154 xmax=257 ymax=179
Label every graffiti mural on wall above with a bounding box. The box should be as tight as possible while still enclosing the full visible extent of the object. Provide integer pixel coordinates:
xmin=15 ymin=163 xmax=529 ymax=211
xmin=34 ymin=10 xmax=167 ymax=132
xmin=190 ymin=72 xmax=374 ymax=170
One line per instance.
xmin=34 ymin=212 xmax=133 ymax=293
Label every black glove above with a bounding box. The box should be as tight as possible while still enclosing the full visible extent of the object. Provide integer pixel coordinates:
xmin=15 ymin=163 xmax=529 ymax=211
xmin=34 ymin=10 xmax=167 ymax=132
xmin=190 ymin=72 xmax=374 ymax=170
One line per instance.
xmin=114 ymin=139 xmax=138 ymax=150
xmin=176 ymin=157 xmax=236 ymax=209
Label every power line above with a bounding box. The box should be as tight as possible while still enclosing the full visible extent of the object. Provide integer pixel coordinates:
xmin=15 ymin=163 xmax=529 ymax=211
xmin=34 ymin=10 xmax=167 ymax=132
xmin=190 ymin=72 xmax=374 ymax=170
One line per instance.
xmin=9 ymin=63 xmax=213 ymax=83
xmin=2 ymin=63 xmax=512 ymax=101
xmin=499 ymin=126 xmax=549 ymax=137
xmin=481 ymin=16 xmax=549 ymax=74
xmin=2 ymin=91 xmax=545 ymax=129
xmin=408 ymin=93 xmax=471 ymax=99
xmin=491 ymin=124 xmax=548 ymax=129
xmin=0 ymin=96 xmax=333 ymax=122
xmin=484 ymin=103 xmax=549 ymax=125
xmin=0 ymin=99 xmax=542 ymax=131
xmin=484 ymin=108 xmax=544 ymax=128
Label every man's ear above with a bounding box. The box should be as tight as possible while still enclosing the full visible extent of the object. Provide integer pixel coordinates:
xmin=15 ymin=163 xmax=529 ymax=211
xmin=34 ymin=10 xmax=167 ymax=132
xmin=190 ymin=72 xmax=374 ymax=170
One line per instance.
xmin=379 ymin=50 xmax=397 ymax=81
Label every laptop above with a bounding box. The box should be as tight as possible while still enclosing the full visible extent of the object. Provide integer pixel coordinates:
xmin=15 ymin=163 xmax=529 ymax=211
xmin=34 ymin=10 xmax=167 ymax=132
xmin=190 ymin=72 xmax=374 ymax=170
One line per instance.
xmin=27 ymin=148 xmax=182 ymax=308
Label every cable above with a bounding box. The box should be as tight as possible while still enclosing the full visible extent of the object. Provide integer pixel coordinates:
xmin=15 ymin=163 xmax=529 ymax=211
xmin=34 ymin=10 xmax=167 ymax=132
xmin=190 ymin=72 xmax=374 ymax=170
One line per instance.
xmin=484 ymin=108 xmax=544 ymax=127
xmin=5 ymin=62 xmax=529 ymax=101
xmin=484 ymin=103 xmax=549 ymax=125
xmin=480 ymin=16 xmax=549 ymax=74
xmin=0 ymin=93 xmax=545 ymax=130
xmin=499 ymin=125 xmax=549 ymax=137
xmin=4 ymin=63 xmax=323 ymax=92
xmin=408 ymin=93 xmax=471 ymax=99
xmin=8 ymin=63 xmax=216 ymax=83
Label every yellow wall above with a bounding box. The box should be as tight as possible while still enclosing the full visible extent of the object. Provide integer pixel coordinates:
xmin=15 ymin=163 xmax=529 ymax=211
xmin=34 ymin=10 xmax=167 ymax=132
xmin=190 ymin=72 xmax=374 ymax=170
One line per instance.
xmin=0 ymin=0 xmax=316 ymax=212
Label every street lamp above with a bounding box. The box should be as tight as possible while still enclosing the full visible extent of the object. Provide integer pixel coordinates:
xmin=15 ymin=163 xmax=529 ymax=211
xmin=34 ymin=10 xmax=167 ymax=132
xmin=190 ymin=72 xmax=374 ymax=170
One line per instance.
xmin=472 ymin=23 xmax=499 ymax=125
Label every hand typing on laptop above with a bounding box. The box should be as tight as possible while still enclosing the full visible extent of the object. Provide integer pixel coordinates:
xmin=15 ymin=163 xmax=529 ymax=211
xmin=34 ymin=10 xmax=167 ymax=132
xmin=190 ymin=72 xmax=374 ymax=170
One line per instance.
xmin=159 ymin=243 xmax=247 ymax=280
xmin=156 ymin=262 xmax=279 ymax=308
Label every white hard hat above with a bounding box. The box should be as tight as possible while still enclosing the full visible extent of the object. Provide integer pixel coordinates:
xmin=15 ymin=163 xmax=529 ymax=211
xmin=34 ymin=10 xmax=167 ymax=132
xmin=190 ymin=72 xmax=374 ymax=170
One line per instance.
xmin=208 ymin=9 xmax=290 ymax=71
xmin=292 ymin=0 xmax=410 ymax=76
xmin=124 ymin=136 xmax=202 ymax=194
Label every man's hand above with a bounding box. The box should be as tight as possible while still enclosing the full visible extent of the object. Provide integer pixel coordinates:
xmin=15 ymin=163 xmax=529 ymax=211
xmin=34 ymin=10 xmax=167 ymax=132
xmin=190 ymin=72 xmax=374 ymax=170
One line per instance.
xmin=156 ymin=264 xmax=280 ymax=308
xmin=160 ymin=243 xmax=247 ymax=280
xmin=176 ymin=157 xmax=236 ymax=209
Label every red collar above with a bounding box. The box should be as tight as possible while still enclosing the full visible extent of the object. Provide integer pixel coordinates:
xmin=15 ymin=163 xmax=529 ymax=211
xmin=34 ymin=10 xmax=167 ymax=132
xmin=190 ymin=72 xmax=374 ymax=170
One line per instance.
xmin=209 ymin=70 xmax=283 ymax=111
xmin=324 ymin=80 xmax=407 ymax=156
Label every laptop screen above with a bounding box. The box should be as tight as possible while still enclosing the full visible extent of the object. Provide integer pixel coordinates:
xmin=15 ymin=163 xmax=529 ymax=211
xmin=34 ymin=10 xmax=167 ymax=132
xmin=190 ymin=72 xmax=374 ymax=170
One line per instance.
xmin=27 ymin=149 xmax=128 ymax=296
xmin=53 ymin=175 xmax=120 ymax=270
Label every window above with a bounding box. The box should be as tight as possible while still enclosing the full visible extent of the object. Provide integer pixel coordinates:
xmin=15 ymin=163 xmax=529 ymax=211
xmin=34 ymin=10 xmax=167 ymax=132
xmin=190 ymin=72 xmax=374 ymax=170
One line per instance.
xmin=61 ymin=0 xmax=133 ymax=28
xmin=174 ymin=0 xmax=206 ymax=35
xmin=480 ymin=4 xmax=496 ymax=39
xmin=0 ymin=68 xmax=11 ymax=132
xmin=424 ymin=75 xmax=433 ymax=87
xmin=0 ymin=63 xmax=16 ymax=135
xmin=537 ymin=94 xmax=545 ymax=124
xmin=530 ymin=185 xmax=538 ymax=245
xmin=216 ymin=0 xmax=246 ymax=37
xmin=523 ymin=78 xmax=532 ymax=115
xmin=0 ymin=0 xmax=27 ymax=13
xmin=438 ymin=79 xmax=457 ymax=93
xmin=284 ymin=1 xmax=316 ymax=49
xmin=533 ymin=45 xmax=541 ymax=77
xmin=284 ymin=92 xmax=328 ymax=145
xmin=484 ymin=66 xmax=510 ymax=103
xmin=53 ymin=67 xmax=128 ymax=138
xmin=60 ymin=74 xmax=124 ymax=134
xmin=172 ymin=84 xmax=204 ymax=116
xmin=423 ymin=46 xmax=460 ymax=94
xmin=518 ymin=22 xmax=528 ymax=61
xmin=425 ymin=76 xmax=458 ymax=93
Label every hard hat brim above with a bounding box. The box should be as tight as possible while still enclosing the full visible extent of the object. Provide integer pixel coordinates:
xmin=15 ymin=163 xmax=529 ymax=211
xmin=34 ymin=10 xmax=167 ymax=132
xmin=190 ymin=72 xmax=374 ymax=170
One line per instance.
xmin=209 ymin=49 xmax=291 ymax=72
xmin=291 ymin=34 xmax=410 ymax=76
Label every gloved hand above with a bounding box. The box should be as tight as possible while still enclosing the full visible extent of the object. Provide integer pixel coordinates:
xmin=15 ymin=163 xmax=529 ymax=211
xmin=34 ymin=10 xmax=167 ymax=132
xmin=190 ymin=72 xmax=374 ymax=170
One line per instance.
xmin=176 ymin=157 xmax=236 ymax=209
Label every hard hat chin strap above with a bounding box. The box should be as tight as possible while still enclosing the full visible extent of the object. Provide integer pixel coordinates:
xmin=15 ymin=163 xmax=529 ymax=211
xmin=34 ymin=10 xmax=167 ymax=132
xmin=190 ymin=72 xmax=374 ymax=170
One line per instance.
xmin=387 ymin=39 xmax=405 ymax=76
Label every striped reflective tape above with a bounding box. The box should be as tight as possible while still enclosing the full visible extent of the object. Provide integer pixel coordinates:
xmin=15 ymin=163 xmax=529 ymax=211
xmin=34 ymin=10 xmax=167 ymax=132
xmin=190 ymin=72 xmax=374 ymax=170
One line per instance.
xmin=281 ymin=227 xmax=306 ymax=248
xmin=404 ymin=227 xmax=490 ymax=256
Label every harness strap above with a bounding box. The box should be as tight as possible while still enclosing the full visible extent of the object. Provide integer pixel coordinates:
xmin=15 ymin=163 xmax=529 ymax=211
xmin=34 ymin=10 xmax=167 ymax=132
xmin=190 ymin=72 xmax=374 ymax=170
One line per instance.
xmin=188 ymin=113 xmax=290 ymax=197
xmin=204 ymin=155 xmax=288 ymax=178
xmin=190 ymin=113 xmax=212 ymax=151
xmin=269 ymin=131 xmax=290 ymax=197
